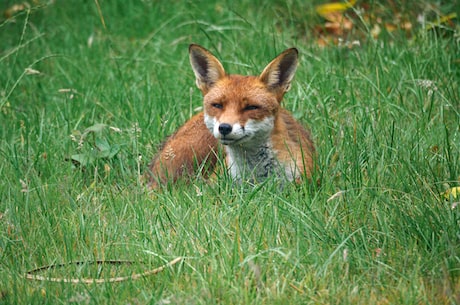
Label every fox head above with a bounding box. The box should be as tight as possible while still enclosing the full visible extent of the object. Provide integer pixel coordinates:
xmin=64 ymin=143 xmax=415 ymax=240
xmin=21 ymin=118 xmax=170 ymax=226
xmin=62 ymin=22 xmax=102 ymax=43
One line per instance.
xmin=189 ymin=44 xmax=298 ymax=147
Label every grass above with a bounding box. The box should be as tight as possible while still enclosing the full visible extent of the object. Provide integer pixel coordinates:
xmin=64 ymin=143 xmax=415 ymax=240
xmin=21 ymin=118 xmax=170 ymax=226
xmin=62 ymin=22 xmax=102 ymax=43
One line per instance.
xmin=0 ymin=0 xmax=459 ymax=304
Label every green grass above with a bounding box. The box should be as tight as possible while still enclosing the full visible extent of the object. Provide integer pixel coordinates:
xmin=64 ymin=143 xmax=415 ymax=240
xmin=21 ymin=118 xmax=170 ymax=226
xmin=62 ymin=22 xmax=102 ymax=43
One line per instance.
xmin=1 ymin=0 xmax=459 ymax=304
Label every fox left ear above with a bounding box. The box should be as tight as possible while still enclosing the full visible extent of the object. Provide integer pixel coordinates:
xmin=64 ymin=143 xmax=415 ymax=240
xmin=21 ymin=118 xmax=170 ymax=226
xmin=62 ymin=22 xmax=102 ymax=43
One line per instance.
xmin=259 ymin=48 xmax=298 ymax=97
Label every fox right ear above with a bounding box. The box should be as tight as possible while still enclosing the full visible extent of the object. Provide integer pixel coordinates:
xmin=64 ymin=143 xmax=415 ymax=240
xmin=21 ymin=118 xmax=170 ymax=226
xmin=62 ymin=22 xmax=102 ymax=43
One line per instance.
xmin=259 ymin=48 xmax=298 ymax=99
xmin=189 ymin=44 xmax=226 ymax=94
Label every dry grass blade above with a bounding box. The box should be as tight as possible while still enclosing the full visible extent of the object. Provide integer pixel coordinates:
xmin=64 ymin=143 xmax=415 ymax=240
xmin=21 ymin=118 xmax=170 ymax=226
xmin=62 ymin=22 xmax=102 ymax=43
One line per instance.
xmin=24 ymin=257 xmax=183 ymax=284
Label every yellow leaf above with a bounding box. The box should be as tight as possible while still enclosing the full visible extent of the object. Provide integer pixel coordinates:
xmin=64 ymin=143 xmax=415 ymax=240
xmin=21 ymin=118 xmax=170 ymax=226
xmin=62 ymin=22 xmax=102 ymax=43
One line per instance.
xmin=442 ymin=186 xmax=460 ymax=200
xmin=316 ymin=0 xmax=356 ymax=18
xmin=426 ymin=13 xmax=457 ymax=30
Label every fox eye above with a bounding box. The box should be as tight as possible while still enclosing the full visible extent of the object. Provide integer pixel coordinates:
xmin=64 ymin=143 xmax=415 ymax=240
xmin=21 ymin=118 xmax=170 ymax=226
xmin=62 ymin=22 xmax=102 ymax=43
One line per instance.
xmin=211 ymin=103 xmax=223 ymax=109
xmin=244 ymin=105 xmax=259 ymax=111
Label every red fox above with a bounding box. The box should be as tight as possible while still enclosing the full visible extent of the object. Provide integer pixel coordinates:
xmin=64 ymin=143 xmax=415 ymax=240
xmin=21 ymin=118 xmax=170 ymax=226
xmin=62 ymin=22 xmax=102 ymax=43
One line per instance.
xmin=147 ymin=44 xmax=315 ymax=188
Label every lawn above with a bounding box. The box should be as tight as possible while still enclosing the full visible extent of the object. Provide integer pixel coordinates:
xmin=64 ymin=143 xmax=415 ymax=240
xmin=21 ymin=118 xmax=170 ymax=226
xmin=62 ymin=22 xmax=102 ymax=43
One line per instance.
xmin=1 ymin=0 xmax=459 ymax=304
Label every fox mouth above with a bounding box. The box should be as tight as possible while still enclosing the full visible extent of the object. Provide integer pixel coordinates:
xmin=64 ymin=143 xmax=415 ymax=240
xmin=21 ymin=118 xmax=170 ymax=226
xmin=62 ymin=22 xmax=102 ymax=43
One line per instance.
xmin=219 ymin=135 xmax=248 ymax=145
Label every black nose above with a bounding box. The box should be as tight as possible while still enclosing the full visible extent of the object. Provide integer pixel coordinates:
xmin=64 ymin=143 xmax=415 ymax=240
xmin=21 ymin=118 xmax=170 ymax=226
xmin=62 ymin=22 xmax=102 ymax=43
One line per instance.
xmin=218 ymin=123 xmax=232 ymax=136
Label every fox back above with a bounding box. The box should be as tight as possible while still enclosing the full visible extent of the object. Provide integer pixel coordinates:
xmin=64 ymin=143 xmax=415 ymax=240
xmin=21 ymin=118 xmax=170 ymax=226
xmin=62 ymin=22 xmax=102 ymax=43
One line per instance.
xmin=147 ymin=45 xmax=315 ymax=188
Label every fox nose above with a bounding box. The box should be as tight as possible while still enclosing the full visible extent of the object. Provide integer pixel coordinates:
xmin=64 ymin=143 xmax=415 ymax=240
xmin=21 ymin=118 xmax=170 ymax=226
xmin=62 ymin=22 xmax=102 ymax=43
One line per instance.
xmin=218 ymin=123 xmax=232 ymax=136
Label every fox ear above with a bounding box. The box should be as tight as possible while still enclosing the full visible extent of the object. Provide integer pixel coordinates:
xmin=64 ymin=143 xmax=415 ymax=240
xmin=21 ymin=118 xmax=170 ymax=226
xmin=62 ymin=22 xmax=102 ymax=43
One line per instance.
xmin=189 ymin=44 xmax=226 ymax=94
xmin=259 ymin=48 xmax=298 ymax=97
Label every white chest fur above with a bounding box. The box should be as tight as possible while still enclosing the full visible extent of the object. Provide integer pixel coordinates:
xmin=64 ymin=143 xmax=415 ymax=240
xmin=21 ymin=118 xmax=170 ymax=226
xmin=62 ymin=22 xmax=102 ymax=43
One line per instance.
xmin=224 ymin=141 xmax=280 ymax=183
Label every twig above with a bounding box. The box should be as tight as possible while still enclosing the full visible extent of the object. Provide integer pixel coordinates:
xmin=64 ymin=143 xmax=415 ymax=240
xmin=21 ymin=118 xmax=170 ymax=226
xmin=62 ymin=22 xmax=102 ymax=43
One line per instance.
xmin=24 ymin=257 xmax=183 ymax=284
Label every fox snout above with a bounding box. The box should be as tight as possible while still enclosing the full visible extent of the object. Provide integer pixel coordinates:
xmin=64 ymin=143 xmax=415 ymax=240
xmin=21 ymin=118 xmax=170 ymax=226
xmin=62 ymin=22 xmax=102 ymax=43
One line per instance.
xmin=205 ymin=115 xmax=247 ymax=145
xmin=205 ymin=112 xmax=275 ymax=147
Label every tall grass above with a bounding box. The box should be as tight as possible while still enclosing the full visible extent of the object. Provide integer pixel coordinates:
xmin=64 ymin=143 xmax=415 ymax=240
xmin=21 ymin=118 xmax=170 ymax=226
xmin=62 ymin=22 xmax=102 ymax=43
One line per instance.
xmin=0 ymin=0 xmax=459 ymax=304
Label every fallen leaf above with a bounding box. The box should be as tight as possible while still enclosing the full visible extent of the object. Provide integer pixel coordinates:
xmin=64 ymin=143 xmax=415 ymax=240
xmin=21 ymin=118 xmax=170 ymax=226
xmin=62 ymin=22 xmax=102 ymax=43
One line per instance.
xmin=316 ymin=0 xmax=356 ymax=19
xmin=4 ymin=3 xmax=29 ymax=19
xmin=401 ymin=21 xmax=412 ymax=31
xmin=327 ymin=190 xmax=345 ymax=202
xmin=442 ymin=187 xmax=460 ymax=200
xmin=316 ymin=36 xmax=330 ymax=47
xmin=425 ymin=13 xmax=457 ymax=31
xmin=324 ymin=16 xmax=353 ymax=35
xmin=25 ymin=68 xmax=41 ymax=75
xmin=371 ymin=24 xmax=381 ymax=38
xmin=384 ymin=23 xmax=397 ymax=32
xmin=104 ymin=163 xmax=111 ymax=175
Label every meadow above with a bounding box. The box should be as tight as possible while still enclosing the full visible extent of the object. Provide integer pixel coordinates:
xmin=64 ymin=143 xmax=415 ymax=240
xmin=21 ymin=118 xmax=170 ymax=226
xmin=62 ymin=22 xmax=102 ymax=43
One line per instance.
xmin=0 ymin=0 xmax=459 ymax=304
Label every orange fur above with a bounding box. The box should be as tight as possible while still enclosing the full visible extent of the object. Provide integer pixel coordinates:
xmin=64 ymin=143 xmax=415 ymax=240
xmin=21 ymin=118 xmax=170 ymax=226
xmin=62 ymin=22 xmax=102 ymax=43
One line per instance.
xmin=146 ymin=44 xmax=315 ymax=188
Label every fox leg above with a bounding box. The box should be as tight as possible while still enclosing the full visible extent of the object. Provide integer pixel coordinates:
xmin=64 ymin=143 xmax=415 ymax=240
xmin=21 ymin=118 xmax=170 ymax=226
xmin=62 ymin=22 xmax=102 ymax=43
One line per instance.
xmin=146 ymin=112 xmax=218 ymax=188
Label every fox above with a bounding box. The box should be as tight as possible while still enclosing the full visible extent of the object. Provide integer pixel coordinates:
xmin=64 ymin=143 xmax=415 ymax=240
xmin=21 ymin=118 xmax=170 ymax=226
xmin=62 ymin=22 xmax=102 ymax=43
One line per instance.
xmin=146 ymin=44 xmax=315 ymax=188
